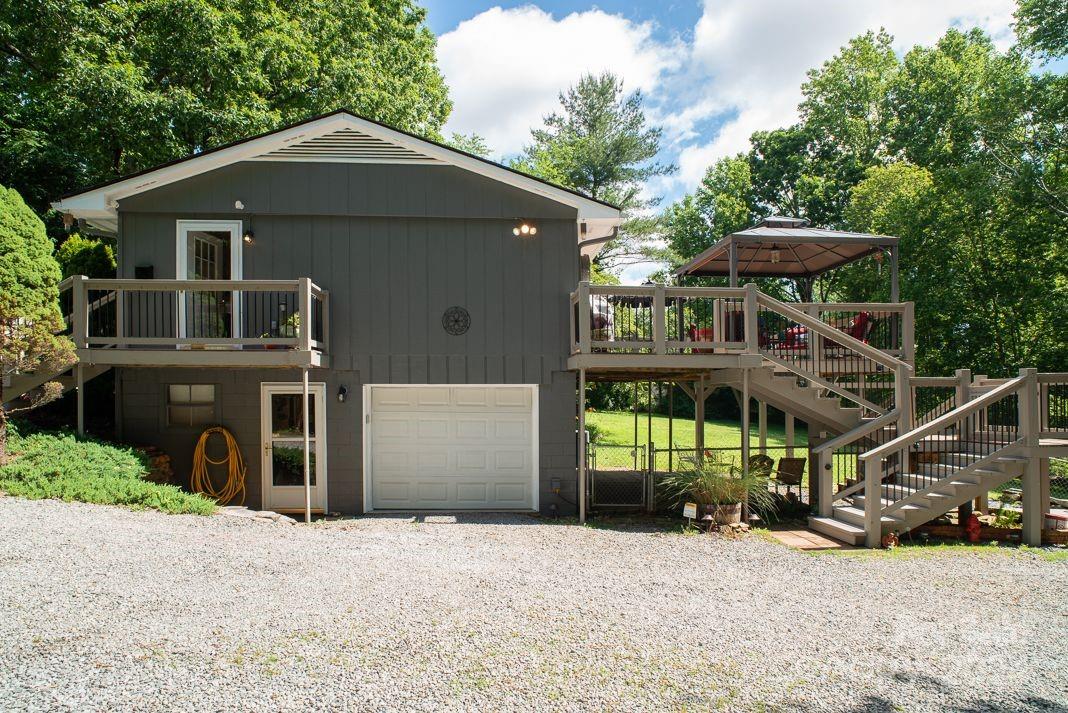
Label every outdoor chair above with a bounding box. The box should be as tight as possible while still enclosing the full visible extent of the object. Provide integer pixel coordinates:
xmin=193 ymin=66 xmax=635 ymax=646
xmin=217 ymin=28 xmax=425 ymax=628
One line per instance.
xmin=772 ymin=457 xmax=807 ymax=498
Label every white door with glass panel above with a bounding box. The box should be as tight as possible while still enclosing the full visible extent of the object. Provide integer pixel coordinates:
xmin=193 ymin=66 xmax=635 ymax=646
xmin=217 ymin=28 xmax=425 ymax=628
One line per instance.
xmin=260 ymin=382 xmax=327 ymax=512
xmin=176 ymin=220 xmax=243 ymax=341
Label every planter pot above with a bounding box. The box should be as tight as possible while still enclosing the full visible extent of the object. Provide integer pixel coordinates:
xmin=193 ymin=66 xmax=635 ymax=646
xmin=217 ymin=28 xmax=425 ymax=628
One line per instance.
xmin=700 ymin=502 xmax=742 ymax=525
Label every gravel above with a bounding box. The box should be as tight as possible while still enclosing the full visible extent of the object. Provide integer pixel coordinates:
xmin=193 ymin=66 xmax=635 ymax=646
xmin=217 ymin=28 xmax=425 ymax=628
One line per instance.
xmin=0 ymin=496 xmax=1065 ymax=712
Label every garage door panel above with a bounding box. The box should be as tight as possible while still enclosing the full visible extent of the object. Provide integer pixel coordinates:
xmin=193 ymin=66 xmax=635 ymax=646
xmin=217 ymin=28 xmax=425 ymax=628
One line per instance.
xmin=369 ymin=386 xmax=536 ymax=510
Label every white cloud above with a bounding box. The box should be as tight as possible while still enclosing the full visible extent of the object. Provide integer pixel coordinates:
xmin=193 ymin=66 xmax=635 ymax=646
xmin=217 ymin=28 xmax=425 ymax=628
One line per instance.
xmin=674 ymin=0 xmax=1017 ymax=188
xmin=437 ymin=6 xmax=683 ymax=156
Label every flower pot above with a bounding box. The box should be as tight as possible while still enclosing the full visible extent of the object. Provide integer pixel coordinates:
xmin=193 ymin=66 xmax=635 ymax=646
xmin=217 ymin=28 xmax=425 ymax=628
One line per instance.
xmin=700 ymin=502 xmax=742 ymax=525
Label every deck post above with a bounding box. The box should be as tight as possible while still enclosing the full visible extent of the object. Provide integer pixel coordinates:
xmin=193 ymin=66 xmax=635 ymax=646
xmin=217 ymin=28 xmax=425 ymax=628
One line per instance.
xmin=1019 ymin=368 xmax=1041 ymax=546
xmin=75 ymin=363 xmax=85 ymax=436
xmin=902 ymin=301 xmax=916 ymax=365
xmin=302 ymin=366 xmax=311 ymax=524
xmin=577 ymin=282 xmax=591 ymax=353
xmin=864 ymin=457 xmax=882 ymax=548
xmin=71 ymin=275 xmax=87 ymax=350
xmin=694 ymin=376 xmax=705 ymax=465
xmin=758 ymin=400 xmax=767 ymax=454
xmin=785 ymin=414 xmax=795 ymax=457
xmin=578 ymin=368 xmax=587 ymax=524
xmin=889 ymin=245 xmax=900 ymax=304
xmin=729 ymin=242 xmax=738 ymax=288
xmin=652 ymin=285 xmax=666 ymax=354
xmin=743 ymin=283 xmax=759 ymax=354
xmin=741 ymin=369 xmax=750 ymax=474
xmin=298 ymin=277 xmax=313 ymax=353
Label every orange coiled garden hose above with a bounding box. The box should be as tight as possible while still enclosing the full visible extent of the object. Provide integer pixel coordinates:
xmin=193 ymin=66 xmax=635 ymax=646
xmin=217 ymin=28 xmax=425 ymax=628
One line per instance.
xmin=190 ymin=426 xmax=247 ymax=505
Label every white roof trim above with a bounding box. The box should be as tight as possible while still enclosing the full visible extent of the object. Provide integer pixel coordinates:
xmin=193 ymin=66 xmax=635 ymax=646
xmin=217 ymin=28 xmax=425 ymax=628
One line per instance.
xmin=53 ymin=112 xmax=621 ymax=234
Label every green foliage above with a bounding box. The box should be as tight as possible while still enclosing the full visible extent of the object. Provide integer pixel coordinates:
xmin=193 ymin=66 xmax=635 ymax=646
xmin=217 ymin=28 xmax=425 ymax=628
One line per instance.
xmin=993 ymin=503 xmax=1022 ymax=529
xmin=0 ymin=0 xmax=452 ymax=226
xmin=0 ymin=185 xmax=75 ymax=457
xmin=1015 ymin=0 xmax=1068 ymax=59
xmin=445 ymin=133 xmax=492 ymax=158
xmin=665 ymin=20 xmax=1068 ymax=375
xmin=0 ymin=422 xmax=216 ymax=515
xmin=54 ymin=234 xmax=116 ymax=278
xmin=658 ymin=456 xmax=777 ymax=522
xmin=513 ymin=72 xmax=674 ymax=274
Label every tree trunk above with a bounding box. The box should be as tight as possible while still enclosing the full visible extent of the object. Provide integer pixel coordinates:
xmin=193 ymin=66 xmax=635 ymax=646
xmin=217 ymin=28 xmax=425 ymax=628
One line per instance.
xmin=0 ymin=410 xmax=8 ymax=466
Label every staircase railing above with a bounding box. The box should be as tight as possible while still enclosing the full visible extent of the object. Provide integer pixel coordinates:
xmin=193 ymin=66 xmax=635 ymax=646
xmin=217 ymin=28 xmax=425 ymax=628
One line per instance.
xmin=811 ymin=409 xmax=900 ymax=516
xmin=753 ymin=289 xmax=914 ymax=416
xmin=856 ymin=370 xmax=1035 ymax=547
xmin=1039 ymin=373 xmax=1068 ymax=436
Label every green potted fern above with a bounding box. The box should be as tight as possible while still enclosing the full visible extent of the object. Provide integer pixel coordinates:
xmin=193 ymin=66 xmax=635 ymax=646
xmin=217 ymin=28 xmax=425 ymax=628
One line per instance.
xmin=660 ymin=456 xmax=777 ymax=525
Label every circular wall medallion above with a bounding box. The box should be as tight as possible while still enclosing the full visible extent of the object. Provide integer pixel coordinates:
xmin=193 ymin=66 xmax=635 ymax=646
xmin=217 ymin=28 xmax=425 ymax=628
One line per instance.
xmin=442 ymin=306 xmax=471 ymax=336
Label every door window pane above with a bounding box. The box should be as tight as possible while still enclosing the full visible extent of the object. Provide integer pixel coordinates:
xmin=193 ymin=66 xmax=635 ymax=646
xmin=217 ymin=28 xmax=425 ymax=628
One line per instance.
xmin=271 ymin=393 xmax=316 ymax=438
xmin=271 ymin=443 xmax=316 ymax=486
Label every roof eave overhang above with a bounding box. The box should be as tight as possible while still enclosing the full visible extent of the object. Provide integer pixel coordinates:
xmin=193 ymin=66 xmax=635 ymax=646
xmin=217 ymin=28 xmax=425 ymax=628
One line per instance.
xmin=52 ymin=112 xmax=621 ymax=239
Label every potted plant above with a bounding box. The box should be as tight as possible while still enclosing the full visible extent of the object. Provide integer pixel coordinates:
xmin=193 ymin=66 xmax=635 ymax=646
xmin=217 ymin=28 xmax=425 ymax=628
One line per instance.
xmin=261 ymin=312 xmax=300 ymax=349
xmin=660 ymin=456 xmax=777 ymax=525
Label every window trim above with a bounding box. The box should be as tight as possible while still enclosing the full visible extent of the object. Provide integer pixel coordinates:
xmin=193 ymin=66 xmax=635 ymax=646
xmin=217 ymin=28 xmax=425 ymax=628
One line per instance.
xmin=164 ymin=382 xmax=220 ymax=429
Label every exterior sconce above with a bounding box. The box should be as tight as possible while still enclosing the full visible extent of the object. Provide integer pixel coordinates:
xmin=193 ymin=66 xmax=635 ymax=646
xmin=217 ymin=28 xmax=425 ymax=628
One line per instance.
xmin=243 ymin=231 xmax=254 ymax=245
xmin=337 ymin=385 xmax=348 ymax=403
xmin=512 ymin=221 xmax=537 ymax=237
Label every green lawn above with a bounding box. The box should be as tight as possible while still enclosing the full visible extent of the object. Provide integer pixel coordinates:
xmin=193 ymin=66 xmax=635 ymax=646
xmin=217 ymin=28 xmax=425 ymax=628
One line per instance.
xmin=586 ymin=410 xmax=808 ymax=450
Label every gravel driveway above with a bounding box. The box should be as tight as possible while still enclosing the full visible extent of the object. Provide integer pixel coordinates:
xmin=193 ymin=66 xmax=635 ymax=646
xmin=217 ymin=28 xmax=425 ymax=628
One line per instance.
xmin=0 ymin=496 xmax=1065 ymax=712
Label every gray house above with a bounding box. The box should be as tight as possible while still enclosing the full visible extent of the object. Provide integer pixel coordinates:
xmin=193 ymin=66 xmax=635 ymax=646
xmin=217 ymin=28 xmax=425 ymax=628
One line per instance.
xmin=24 ymin=110 xmax=1063 ymax=547
xmin=47 ymin=110 xmax=621 ymax=516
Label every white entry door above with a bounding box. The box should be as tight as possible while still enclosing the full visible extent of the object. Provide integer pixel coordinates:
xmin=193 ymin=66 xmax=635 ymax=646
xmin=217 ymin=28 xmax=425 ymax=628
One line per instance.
xmin=365 ymin=385 xmax=538 ymax=511
xmin=176 ymin=220 xmax=243 ymax=340
xmin=261 ymin=382 xmax=328 ymax=512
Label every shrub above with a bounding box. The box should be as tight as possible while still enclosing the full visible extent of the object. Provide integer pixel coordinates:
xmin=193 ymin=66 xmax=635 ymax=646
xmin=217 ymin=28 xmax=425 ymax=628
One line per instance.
xmin=659 ymin=455 xmax=778 ymax=523
xmin=54 ymin=233 xmax=116 ymax=278
xmin=0 ymin=421 xmax=215 ymax=515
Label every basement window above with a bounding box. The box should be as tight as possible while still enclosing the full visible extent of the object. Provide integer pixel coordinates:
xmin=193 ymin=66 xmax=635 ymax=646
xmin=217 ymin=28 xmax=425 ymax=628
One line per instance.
xmin=167 ymin=384 xmax=217 ymax=427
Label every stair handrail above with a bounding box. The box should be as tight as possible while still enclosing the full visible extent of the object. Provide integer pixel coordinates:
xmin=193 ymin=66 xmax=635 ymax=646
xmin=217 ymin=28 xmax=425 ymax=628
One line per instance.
xmin=813 ymin=409 xmax=900 ymax=456
xmin=812 ymin=408 xmax=900 ymax=516
xmin=753 ymin=292 xmax=913 ymax=373
xmin=858 ymin=374 xmax=1026 ymax=465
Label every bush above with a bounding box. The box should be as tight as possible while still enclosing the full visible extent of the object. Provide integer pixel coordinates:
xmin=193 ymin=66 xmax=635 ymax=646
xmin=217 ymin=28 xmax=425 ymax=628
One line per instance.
xmin=54 ymin=233 xmax=116 ymax=278
xmin=0 ymin=422 xmax=215 ymax=515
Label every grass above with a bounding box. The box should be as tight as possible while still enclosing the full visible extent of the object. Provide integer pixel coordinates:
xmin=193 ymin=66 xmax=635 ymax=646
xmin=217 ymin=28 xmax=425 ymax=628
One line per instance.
xmin=805 ymin=540 xmax=1068 ymax=562
xmin=586 ymin=410 xmax=807 ymax=450
xmin=0 ymin=421 xmax=216 ymax=515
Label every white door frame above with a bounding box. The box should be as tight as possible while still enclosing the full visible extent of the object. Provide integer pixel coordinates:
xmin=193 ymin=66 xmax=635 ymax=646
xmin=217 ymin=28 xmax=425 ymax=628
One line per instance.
xmin=175 ymin=220 xmax=244 ymax=339
xmin=260 ymin=381 xmax=328 ymax=512
xmin=362 ymin=384 xmax=539 ymax=513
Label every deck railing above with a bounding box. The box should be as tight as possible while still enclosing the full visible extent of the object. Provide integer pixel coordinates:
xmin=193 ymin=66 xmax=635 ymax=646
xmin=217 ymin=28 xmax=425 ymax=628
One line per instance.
xmin=60 ymin=276 xmax=329 ymax=353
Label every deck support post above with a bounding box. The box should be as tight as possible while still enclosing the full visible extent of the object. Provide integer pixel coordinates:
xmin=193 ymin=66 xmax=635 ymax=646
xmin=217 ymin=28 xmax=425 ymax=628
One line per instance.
xmin=578 ymin=368 xmax=587 ymax=524
xmin=741 ymin=369 xmax=750 ymax=474
xmin=694 ymin=375 xmax=705 ymax=464
xmin=1019 ymin=368 xmax=1042 ymax=546
xmin=302 ymin=367 xmax=311 ymax=524
xmin=785 ymin=414 xmax=795 ymax=457
xmin=75 ymin=363 xmax=85 ymax=436
xmin=729 ymin=242 xmax=739 ymax=288
xmin=758 ymin=400 xmax=767 ymax=454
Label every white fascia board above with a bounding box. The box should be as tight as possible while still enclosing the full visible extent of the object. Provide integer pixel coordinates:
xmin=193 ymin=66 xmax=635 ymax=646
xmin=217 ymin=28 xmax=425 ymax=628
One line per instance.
xmin=51 ymin=112 xmax=621 ymax=232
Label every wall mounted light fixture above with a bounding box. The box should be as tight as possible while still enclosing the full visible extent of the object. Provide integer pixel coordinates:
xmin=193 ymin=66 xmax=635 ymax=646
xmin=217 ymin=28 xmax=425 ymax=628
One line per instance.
xmin=242 ymin=231 xmax=255 ymax=245
xmin=337 ymin=385 xmax=348 ymax=403
xmin=512 ymin=220 xmax=537 ymax=237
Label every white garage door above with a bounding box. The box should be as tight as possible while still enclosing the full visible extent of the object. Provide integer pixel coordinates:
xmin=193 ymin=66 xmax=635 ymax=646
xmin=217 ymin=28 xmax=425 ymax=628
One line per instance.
xmin=367 ymin=385 xmax=538 ymax=511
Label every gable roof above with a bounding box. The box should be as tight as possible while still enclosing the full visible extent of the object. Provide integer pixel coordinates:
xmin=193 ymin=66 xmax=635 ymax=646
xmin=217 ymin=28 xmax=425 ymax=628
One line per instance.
xmin=53 ymin=109 xmax=622 ymax=243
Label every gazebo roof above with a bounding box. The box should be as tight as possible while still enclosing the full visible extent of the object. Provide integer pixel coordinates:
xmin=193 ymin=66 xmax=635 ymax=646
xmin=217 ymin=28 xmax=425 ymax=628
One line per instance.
xmin=675 ymin=216 xmax=898 ymax=278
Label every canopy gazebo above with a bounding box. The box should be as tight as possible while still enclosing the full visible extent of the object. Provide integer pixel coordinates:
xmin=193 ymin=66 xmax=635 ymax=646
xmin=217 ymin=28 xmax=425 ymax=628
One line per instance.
xmin=674 ymin=216 xmax=901 ymax=302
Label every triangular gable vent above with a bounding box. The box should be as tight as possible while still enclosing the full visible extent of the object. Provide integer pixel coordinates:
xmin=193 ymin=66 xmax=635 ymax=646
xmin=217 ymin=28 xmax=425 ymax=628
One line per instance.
xmin=252 ymin=127 xmax=440 ymax=163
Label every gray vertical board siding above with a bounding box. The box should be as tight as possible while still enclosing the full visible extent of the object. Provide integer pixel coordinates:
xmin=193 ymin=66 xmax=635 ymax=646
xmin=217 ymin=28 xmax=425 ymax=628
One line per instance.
xmin=114 ymin=160 xmax=584 ymax=514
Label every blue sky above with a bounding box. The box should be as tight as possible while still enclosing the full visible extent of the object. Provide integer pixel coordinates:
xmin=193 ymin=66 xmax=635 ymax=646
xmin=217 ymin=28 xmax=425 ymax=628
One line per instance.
xmin=421 ymin=1 xmax=1024 ymax=281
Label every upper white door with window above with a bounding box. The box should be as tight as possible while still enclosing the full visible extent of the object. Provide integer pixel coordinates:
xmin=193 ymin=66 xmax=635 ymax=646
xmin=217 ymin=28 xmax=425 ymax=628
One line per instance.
xmin=365 ymin=385 xmax=538 ymax=511
xmin=176 ymin=220 xmax=242 ymax=340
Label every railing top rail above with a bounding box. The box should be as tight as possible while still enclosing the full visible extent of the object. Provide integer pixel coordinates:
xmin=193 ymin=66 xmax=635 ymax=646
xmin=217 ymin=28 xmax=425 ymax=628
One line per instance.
xmin=77 ymin=277 xmax=312 ymax=291
xmin=1038 ymin=373 xmax=1068 ymax=383
xmin=801 ymin=302 xmax=911 ymax=311
xmin=812 ymin=409 xmax=900 ymax=455
xmin=755 ymin=292 xmax=913 ymax=372
xmin=910 ymin=376 xmax=959 ymax=387
xmin=587 ymin=284 xmax=656 ymax=296
xmin=663 ymin=286 xmax=747 ymax=298
xmin=860 ymin=375 xmax=1026 ymax=462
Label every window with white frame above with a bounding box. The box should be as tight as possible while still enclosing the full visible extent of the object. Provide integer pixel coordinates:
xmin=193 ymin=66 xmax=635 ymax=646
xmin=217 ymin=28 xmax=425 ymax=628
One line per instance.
xmin=167 ymin=384 xmax=217 ymax=427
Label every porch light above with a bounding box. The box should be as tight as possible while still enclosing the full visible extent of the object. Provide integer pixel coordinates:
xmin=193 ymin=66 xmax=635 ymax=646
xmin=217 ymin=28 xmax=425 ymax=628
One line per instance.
xmin=512 ymin=221 xmax=537 ymax=237
xmin=337 ymin=385 xmax=348 ymax=403
xmin=243 ymin=231 xmax=255 ymax=245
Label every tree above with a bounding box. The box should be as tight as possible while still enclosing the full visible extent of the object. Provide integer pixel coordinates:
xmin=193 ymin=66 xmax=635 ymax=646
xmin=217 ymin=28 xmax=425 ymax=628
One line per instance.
xmin=664 ymin=154 xmax=754 ymax=268
xmin=513 ymin=72 xmax=675 ymax=274
xmin=55 ymin=234 xmax=116 ymax=279
xmin=0 ymin=185 xmax=75 ymax=462
xmin=446 ymin=133 xmax=492 ymax=159
xmin=0 ymin=0 xmax=452 ymax=232
xmin=1015 ymin=0 xmax=1068 ymax=58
